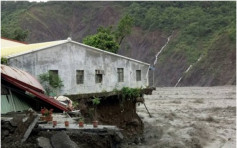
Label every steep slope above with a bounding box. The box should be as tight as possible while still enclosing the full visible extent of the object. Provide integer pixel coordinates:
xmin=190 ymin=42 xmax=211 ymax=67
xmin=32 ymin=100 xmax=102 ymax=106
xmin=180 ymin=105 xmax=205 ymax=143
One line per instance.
xmin=19 ymin=2 xmax=123 ymax=43
xmin=1 ymin=1 xmax=236 ymax=87
xmin=180 ymin=33 xmax=236 ymax=86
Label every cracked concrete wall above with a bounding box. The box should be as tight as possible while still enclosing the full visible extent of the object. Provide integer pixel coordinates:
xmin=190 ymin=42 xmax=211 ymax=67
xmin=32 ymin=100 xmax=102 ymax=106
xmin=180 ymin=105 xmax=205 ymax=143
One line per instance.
xmin=8 ymin=42 xmax=149 ymax=95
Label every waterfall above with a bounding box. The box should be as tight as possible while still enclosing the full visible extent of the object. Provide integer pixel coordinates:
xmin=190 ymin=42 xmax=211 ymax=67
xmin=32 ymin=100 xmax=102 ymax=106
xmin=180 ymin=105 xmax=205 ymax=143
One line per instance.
xmin=174 ymin=65 xmax=192 ymax=87
xmin=153 ymin=32 xmax=173 ymax=65
xmin=174 ymin=56 xmax=202 ymax=87
xmin=151 ymin=32 xmax=173 ymax=87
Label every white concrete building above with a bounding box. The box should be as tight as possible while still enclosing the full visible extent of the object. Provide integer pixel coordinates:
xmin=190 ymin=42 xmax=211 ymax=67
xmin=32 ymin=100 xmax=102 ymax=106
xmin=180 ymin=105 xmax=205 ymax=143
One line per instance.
xmin=2 ymin=38 xmax=150 ymax=95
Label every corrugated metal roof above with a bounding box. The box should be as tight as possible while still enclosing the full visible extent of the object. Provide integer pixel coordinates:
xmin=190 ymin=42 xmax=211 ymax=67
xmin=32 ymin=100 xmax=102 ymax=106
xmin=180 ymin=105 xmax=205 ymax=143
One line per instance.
xmin=1 ymin=65 xmax=45 ymax=93
xmin=1 ymin=40 xmax=66 ymax=57
xmin=1 ymin=65 xmax=69 ymax=112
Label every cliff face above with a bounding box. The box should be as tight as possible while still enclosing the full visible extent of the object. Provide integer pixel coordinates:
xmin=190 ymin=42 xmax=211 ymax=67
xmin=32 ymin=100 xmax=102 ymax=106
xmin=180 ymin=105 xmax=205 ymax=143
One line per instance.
xmin=1 ymin=1 xmax=235 ymax=86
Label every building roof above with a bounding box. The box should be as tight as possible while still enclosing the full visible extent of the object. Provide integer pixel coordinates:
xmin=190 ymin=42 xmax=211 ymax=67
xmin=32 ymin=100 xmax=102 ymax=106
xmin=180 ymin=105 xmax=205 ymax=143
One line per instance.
xmin=1 ymin=40 xmax=66 ymax=58
xmin=1 ymin=38 xmax=150 ymax=66
xmin=1 ymin=37 xmax=27 ymax=48
xmin=1 ymin=65 xmax=69 ymax=112
xmin=1 ymin=65 xmax=45 ymax=93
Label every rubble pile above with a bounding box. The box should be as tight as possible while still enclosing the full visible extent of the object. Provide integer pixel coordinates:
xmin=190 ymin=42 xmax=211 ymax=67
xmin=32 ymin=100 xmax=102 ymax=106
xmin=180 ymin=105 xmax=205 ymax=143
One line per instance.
xmin=1 ymin=111 xmax=39 ymax=148
xmin=1 ymin=111 xmax=125 ymax=148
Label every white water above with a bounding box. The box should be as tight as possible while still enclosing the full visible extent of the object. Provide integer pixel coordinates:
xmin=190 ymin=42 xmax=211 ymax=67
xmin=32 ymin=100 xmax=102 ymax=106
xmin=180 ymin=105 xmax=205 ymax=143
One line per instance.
xmin=153 ymin=32 xmax=173 ymax=65
xmin=174 ymin=56 xmax=202 ymax=87
xmin=136 ymin=86 xmax=236 ymax=148
xmin=174 ymin=65 xmax=193 ymax=87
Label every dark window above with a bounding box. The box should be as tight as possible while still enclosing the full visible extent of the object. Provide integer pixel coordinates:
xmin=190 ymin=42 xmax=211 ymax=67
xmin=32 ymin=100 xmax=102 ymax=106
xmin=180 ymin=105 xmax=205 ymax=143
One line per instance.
xmin=117 ymin=68 xmax=124 ymax=82
xmin=136 ymin=70 xmax=141 ymax=81
xmin=76 ymin=70 xmax=84 ymax=84
xmin=95 ymin=70 xmax=103 ymax=83
xmin=49 ymin=70 xmax=59 ymax=86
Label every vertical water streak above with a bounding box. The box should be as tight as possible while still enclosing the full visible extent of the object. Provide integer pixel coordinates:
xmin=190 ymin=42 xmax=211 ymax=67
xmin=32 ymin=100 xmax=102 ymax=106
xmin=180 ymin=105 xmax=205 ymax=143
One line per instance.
xmin=174 ymin=56 xmax=202 ymax=87
xmin=153 ymin=32 xmax=173 ymax=65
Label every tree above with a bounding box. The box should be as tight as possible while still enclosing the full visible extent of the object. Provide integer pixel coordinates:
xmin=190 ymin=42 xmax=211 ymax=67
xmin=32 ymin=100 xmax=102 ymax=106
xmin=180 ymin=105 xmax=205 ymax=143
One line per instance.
xmin=114 ymin=14 xmax=134 ymax=45
xmin=1 ymin=26 xmax=28 ymax=41
xmin=82 ymin=15 xmax=134 ymax=53
xmin=39 ymin=72 xmax=63 ymax=96
xmin=83 ymin=27 xmax=119 ymax=53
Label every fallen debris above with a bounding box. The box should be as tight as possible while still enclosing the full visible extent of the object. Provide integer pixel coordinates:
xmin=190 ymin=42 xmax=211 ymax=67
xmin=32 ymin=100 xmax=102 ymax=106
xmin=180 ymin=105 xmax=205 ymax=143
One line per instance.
xmin=51 ymin=131 xmax=79 ymax=148
xmin=1 ymin=111 xmax=39 ymax=147
xmin=37 ymin=137 xmax=52 ymax=148
xmin=21 ymin=115 xmax=39 ymax=143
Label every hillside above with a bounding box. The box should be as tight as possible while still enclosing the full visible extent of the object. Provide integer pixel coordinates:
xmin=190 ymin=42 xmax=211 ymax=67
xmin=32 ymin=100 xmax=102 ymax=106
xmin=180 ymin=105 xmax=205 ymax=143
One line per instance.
xmin=1 ymin=1 xmax=236 ymax=86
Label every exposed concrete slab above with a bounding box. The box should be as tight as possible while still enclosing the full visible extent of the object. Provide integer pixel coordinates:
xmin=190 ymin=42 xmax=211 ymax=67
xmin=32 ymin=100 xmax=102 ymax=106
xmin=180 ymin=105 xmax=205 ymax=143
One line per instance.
xmin=38 ymin=123 xmax=119 ymax=131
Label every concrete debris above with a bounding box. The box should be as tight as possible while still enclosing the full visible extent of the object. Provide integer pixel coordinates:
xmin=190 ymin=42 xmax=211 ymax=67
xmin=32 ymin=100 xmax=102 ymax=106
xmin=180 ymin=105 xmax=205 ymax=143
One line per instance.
xmin=21 ymin=115 xmax=39 ymax=143
xmin=51 ymin=131 xmax=79 ymax=148
xmin=37 ymin=137 xmax=52 ymax=148
xmin=1 ymin=111 xmax=38 ymax=144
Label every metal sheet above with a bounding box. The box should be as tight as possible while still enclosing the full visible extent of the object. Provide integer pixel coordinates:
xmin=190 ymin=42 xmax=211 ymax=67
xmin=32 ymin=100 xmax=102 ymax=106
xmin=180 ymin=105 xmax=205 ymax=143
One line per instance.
xmin=2 ymin=73 xmax=68 ymax=111
xmin=1 ymin=65 xmax=45 ymax=92
xmin=1 ymin=65 xmax=68 ymax=112
xmin=1 ymin=93 xmax=30 ymax=114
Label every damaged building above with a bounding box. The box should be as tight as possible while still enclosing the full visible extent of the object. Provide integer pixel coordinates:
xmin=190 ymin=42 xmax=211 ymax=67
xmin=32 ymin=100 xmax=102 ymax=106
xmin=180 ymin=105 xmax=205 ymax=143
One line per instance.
xmin=1 ymin=38 xmax=153 ymax=147
xmin=2 ymin=37 xmax=150 ymax=95
xmin=1 ymin=64 xmax=68 ymax=113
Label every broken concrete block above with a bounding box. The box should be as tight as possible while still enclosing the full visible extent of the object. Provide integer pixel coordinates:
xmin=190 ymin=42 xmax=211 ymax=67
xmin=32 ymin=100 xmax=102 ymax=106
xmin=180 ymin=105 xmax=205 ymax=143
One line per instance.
xmin=51 ymin=131 xmax=79 ymax=148
xmin=37 ymin=137 xmax=52 ymax=148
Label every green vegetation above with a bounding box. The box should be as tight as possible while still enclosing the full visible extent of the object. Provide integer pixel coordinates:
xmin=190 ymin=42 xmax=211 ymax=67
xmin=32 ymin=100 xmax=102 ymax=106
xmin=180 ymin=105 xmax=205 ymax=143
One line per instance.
xmin=2 ymin=26 xmax=28 ymax=41
xmin=1 ymin=1 xmax=32 ymax=41
xmin=113 ymin=87 xmax=141 ymax=108
xmin=92 ymin=97 xmax=101 ymax=105
xmin=1 ymin=57 xmax=8 ymax=65
xmin=128 ymin=1 xmax=236 ymax=64
xmin=38 ymin=72 xmax=64 ymax=96
xmin=92 ymin=97 xmax=100 ymax=120
xmin=83 ymin=27 xmax=119 ymax=53
xmin=121 ymin=87 xmax=141 ymax=100
xmin=83 ymin=14 xmax=134 ymax=53
xmin=114 ymin=14 xmax=134 ymax=45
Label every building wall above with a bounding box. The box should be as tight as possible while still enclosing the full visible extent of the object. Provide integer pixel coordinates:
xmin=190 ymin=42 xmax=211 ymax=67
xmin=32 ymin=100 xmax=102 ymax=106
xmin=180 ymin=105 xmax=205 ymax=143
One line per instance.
xmin=8 ymin=42 xmax=150 ymax=95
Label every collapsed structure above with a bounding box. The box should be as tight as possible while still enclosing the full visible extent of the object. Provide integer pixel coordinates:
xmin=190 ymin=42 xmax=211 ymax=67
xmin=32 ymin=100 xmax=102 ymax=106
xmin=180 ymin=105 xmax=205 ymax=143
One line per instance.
xmin=1 ymin=64 xmax=68 ymax=113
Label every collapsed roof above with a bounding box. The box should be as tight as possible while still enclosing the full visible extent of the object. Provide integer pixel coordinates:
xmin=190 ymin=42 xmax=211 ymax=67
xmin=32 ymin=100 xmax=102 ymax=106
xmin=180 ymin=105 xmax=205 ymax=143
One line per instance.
xmin=1 ymin=65 xmax=68 ymax=112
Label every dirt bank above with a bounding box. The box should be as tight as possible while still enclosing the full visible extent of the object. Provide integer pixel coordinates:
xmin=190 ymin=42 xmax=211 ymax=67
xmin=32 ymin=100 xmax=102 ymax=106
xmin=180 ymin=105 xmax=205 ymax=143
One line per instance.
xmin=77 ymin=95 xmax=144 ymax=143
xmin=135 ymin=86 xmax=236 ymax=148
